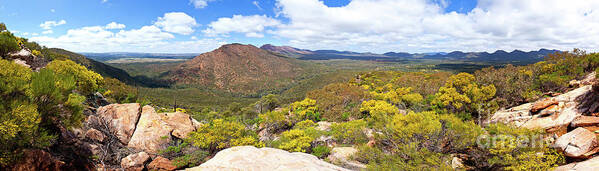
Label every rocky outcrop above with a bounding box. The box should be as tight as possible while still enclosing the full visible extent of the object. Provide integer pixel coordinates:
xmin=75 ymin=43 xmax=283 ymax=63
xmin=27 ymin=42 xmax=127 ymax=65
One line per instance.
xmin=186 ymin=146 xmax=349 ymax=171
xmin=127 ymin=106 xmax=173 ymax=153
xmin=147 ymin=156 xmax=177 ymax=171
xmin=553 ymin=127 xmax=599 ymax=158
xmin=163 ymin=111 xmax=196 ymax=139
xmin=571 ymin=116 xmax=599 ymax=127
xmin=96 ymin=103 xmax=141 ymax=144
xmin=328 ymin=147 xmax=366 ymax=170
xmin=555 ymin=156 xmax=599 ymax=171
xmin=120 ymin=152 xmax=150 ymax=171
xmin=85 ymin=128 xmax=106 ymax=143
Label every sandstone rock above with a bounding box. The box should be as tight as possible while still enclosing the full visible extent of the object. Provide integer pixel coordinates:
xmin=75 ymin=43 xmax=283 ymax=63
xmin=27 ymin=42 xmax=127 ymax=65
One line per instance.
xmin=191 ymin=118 xmax=203 ymax=130
xmin=521 ymin=102 xmax=582 ymax=130
xmin=8 ymin=149 xmax=65 ymax=171
xmin=486 ymin=103 xmax=533 ymax=127
xmin=121 ymin=152 xmax=150 ymax=171
xmin=128 ymin=106 xmax=172 ymax=153
xmin=451 ymin=156 xmax=465 ymax=169
xmin=553 ymin=127 xmax=598 ymax=158
xmin=571 ymin=116 xmax=599 ymax=127
xmin=317 ymin=121 xmax=332 ymax=131
xmin=148 ymin=156 xmax=177 ymax=171
xmin=163 ymin=111 xmax=196 ymax=139
xmin=97 ymin=103 xmax=141 ymax=144
xmin=328 ymin=147 xmax=366 ymax=170
xmin=186 ymin=146 xmax=349 ymax=171
xmin=85 ymin=128 xmax=106 ymax=142
xmin=554 ymin=156 xmax=599 ymax=171
xmin=531 ymin=98 xmax=558 ymax=113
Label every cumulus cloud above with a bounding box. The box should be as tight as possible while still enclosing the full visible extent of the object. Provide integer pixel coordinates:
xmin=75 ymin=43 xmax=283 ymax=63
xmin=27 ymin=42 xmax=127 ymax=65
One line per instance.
xmin=203 ymin=15 xmax=280 ymax=38
xmin=253 ymin=1 xmax=262 ymax=10
xmin=190 ymin=0 xmax=216 ymax=9
xmin=273 ymin=0 xmax=599 ymax=53
xmin=40 ymin=20 xmax=66 ymax=30
xmin=105 ymin=22 xmax=126 ymax=29
xmin=154 ymin=12 xmax=198 ymax=35
xmin=42 ymin=30 xmax=53 ymax=34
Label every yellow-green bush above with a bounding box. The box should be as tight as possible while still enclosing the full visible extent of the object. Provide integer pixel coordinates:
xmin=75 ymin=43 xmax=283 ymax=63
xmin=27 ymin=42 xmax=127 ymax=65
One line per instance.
xmin=290 ymin=98 xmax=320 ymax=121
xmin=330 ymin=119 xmax=368 ymax=144
xmin=46 ymin=59 xmax=104 ymax=95
xmin=187 ymin=119 xmax=262 ymax=152
xmin=277 ymin=129 xmax=314 ymax=152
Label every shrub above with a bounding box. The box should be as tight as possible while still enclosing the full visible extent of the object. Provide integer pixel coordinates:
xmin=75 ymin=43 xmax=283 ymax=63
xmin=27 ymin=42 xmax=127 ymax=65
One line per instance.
xmin=311 ymin=145 xmax=331 ymax=158
xmin=330 ymin=119 xmax=368 ymax=144
xmin=102 ymin=77 xmax=137 ymax=103
xmin=290 ymin=98 xmax=321 ymax=122
xmin=172 ymin=150 xmax=209 ymax=168
xmin=277 ymin=129 xmax=314 ymax=153
xmin=306 ymin=83 xmax=370 ymax=121
xmin=359 ymin=100 xmax=398 ymax=128
xmin=0 ymin=31 xmax=20 ymax=56
xmin=432 ymin=72 xmax=496 ymax=122
xmin=187 ymin=119 xmax=262 ymax=152
xmin=46 ymin=59 xmax=104 ymax=95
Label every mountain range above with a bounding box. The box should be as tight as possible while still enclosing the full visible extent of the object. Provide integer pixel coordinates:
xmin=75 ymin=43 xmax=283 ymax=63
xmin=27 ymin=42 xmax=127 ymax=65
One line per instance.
xmin=259 ymin=44 xmax=560 ymax=64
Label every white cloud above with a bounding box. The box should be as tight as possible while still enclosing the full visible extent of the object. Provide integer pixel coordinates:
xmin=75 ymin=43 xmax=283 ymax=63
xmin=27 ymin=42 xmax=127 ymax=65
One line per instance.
xmin=50 ymin=9 xmax=55 ymax=13
xmin=203 ymin=15 xmax=280 ymax=38
xmin=40 ymin=20 xmax=66 ymax=30
xmin=29 ymin=19 xmax=222 ymax=53
xmin=190 ymin=0 xmax=216 ymax=9
xmin=273 ymin=0 xmax=599 ymax=53
xmin=105 ymin=22 xmax=126 ymax=29
xmin=154 ymin=12 xmax=198 ymax=35
xmin=102 ymin=0 xmax=108 ymax=3
xmin=42 ymin=30 xmax=53 ymax=34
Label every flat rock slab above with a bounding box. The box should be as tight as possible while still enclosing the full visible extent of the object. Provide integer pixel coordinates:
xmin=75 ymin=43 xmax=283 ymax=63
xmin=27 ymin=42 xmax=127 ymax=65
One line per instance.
xmin=571 ymin=116 xmax=599 ymax=127
xmin=127 ymin=106 xmax=173 ymax=153
xmin=96 ymin=103 xmax=141 ymax=144
xmin=186 ymin=146 xmax=349 ymax=171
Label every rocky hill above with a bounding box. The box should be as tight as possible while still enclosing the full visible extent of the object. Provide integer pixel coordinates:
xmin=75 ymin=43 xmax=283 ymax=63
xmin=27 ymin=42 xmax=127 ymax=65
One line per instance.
xmin=167 ymin=43 xmax=305 ymax=94
xmin=259 ymin=44 xmax=313 ymax=58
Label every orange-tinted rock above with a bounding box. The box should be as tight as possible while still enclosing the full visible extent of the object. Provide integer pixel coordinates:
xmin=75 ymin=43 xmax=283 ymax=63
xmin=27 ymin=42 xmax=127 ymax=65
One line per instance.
xmin=163 ymin=111 xmax=196 ymax=139
xmin=127 ymin=106 xmax=172 ymax=153
xmin=571 ymin=116 xmax=599 ymax=127
xmin=85 ymin=128 xmax=106 ymax=142
xmin=531 ymin=98 xmax=558 ymax=113
xmin=554 ymin=156 xmax=599 ymax=170
xmin=148 ymin=156 xmax=177 ymax=171
xmin=96 ymin=103 xmax=141 ymax=144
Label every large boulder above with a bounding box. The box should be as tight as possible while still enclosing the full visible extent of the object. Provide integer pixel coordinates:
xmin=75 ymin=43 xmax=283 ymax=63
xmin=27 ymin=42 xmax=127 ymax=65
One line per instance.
xmin=571 ymin=116 xmax=599 ymax=127
xmin=328 ymin=147 xmax=366 ymax=170
xmin=147 ymin=156 xmax=177 ymax=171
xmin=553 ymin=127 xmax=599 ymax=158
xmin=85 ymin=128 xmax=106 ymax=143
xmin=186 ymin=146 xmax=349 ymax=171
xmin=531 ymin=98 xmax=558 ymax=113
xmin=96 ymin=103 xmax=141 ymax=144
xmin=554 ymin=156 xmax=599 ymax=171
xmin=486 ymin=103 xmax=533 ymax=127
xmin=120 ymin=152 xmax=150 ymax=171
xmin=163 ymin=111 xmax=196 ymax=139
xmin=127 ymin=106 xmax=173 ymax=153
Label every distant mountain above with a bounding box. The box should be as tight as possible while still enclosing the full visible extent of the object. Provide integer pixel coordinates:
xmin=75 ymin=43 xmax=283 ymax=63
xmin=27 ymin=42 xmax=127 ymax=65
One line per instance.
xmin=81 ymin=52 xmax=198 ymax=62
xmin=260 ymin=44 xmax=559 ymax=64
xmin=46 ymin=48 xmax=139 ymax=85
xmin=167 ymin=43 xmax=305 ymax=94
xmin=259 ymin=44 xmax=312 ymax=58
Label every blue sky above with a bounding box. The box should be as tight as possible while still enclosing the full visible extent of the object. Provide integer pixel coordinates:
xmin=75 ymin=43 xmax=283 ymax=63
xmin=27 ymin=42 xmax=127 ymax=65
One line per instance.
xmin=0 ymin=0 xmax=597 ymax=53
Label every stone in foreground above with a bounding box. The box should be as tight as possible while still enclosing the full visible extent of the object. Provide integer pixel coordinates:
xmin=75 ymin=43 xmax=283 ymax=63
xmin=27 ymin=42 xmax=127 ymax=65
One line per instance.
xmin=186 ymin=146 xmax=349 ymax=171
xmin=553 ymin=127 xmax=598 ymax=158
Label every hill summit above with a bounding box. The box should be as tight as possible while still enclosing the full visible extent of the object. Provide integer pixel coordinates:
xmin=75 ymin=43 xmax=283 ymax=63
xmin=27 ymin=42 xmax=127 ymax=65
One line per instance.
xmin=167 ymin=43 xmax=304 ymax=93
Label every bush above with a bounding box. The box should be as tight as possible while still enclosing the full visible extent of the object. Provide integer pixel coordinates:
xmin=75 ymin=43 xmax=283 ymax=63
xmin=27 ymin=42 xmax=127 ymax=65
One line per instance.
xmin=290 ymin=98 xmax=321 ymax=122
xmin=277 ymin=129 xmax=314 ymax=152
xmin=306 ymin=83 xmax=370 ymax=121
xmin=311 ymin=145 xmax=331 ymax=158
xmin=187 ymin=119 xmax=262 ymax=152
xmin=172 ymin=150 xmax=209 ymax=168
xmin=0 ymin=31 xmax=20 ymax=56
xmin=46 ymin=59 xmax=104 ymax=95
xmin=330 ymin=119 xmax=368 ymax=144
xmin=483 ymin=124 xmax=565 ymax=170
xmin=102 ymin=77 xmax=137 ymax=103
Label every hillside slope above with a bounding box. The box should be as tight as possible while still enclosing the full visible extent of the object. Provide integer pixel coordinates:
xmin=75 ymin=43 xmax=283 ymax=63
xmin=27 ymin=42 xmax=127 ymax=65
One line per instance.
xmin=46 ymin=48 xmax=138 ymax=85
xmin=167 ymin=43 xmax=305 ymax=94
